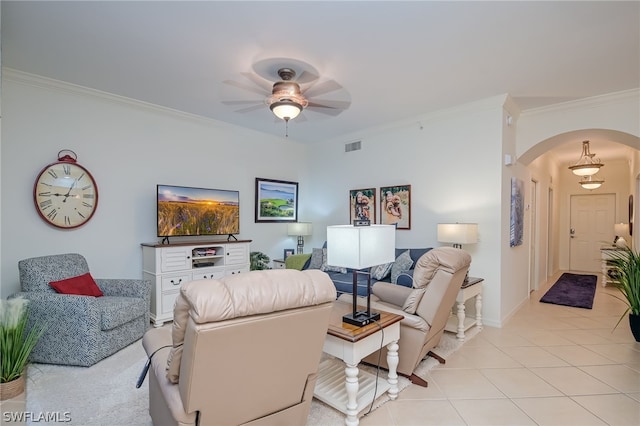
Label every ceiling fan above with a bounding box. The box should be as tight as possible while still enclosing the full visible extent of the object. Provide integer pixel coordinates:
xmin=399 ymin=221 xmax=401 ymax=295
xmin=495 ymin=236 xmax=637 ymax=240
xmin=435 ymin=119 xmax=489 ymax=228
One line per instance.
xmin=222 ymin=59 xmax=350 ymax=135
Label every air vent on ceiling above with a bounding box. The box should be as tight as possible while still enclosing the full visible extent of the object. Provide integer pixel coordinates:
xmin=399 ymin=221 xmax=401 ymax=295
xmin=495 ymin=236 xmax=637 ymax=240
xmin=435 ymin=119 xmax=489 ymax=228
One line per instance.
xmin=345 ymin=140 xmax=361 ymax=152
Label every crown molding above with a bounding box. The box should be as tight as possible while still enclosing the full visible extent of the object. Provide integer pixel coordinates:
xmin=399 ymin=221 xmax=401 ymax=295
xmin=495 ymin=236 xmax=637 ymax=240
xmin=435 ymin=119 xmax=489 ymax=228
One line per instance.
xmin=520 ymin=88 xmax=640 ymax=117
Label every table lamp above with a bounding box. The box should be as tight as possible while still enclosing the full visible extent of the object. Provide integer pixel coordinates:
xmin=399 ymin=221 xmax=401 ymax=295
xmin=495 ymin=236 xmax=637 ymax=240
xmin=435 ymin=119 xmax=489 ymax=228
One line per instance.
xmin=327 ymin=224 xmax=395 ymax=327
xmin=288 ymin=222 xmax=313 ymax=254
xmin=437 ymin=223 xmax=478 ymax=249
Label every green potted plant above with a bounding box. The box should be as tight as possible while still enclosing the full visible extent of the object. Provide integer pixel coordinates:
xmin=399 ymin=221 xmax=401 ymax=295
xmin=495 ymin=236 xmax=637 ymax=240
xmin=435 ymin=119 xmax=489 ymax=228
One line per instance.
xmin=250 ymin=251 xmax=271 ymax=271
xmin=608 ymin=247 xmax=640 ymax=341
xmin=0 ymin=297 xmax=45 ymax=400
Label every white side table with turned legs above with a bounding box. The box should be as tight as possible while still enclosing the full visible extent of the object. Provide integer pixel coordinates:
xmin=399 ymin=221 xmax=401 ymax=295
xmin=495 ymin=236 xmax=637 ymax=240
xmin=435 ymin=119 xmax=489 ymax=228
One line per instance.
xmin=314 ymin=301 xmax=403 ymax=426
xmin=445 ymin=277 xmax=484 ymax=341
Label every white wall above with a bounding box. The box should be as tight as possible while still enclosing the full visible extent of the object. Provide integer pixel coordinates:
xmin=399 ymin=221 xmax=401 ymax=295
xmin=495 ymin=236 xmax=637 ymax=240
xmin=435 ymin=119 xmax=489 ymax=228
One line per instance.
xmin=0 ymin=71 xmax=308 ymax=296
xmin=304 ymin=96 xmax=507 ymax=327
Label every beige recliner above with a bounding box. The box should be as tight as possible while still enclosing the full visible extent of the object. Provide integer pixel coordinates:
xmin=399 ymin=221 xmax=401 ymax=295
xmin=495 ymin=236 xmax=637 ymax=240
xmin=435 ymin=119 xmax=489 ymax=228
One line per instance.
xmin=338 ymin=246 xmax=471 ymax=386
xmin=142 ymin=269 xmax=336 ymax=426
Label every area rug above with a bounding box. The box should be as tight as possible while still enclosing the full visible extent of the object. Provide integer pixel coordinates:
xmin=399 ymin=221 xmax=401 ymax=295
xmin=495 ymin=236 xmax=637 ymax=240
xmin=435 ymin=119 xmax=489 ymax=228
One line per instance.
xmin=23 ymin=328 xmax=477 ymax=426
xmin=540 ymin=272 xmax=597 ymax=309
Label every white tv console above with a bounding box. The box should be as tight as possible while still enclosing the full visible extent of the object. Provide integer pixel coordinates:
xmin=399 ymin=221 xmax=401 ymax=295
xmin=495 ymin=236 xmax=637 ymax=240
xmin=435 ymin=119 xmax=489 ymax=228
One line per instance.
xmin=142 ymin=239 xmax=251 ymax=327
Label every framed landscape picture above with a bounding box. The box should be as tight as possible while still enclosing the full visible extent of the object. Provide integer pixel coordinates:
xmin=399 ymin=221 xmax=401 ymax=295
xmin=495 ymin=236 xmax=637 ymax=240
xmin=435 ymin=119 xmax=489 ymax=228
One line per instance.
xmin=349 ymin=188 xmax=376 ymax=224
xmin=255 ymin=178 xmax=298 ymax=223
xmin=380 ymin=185 xmax=411 ymax=229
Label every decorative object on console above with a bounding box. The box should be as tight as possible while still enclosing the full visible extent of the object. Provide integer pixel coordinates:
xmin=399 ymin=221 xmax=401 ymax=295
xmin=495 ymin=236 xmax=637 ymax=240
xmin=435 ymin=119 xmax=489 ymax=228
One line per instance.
xmin=510 ymin=177 xmax=524 ymax=247
xmin=380 ymin=185 xmax=411 ymax=229
xmin=437 ymin=223 xmax=478 ymax=249
xmin=327 ymin=224 xmax=395 ymax=326
xmin=349 ymin=188 xmax=376 ymax=225
xmin=283 ymin=248 xmax=295 ymax=260
xmin=33 ymin=149 xmax=98 ymax=229
xmin=288 ymin=222 xmax=312 ymax=254
xmin=255 ymin=178 xmax=298 ymax=223
xmin=614 ymin=223 xmax=629 ymax=248
xmin=568 ymin=140 xmax=604 ymax=176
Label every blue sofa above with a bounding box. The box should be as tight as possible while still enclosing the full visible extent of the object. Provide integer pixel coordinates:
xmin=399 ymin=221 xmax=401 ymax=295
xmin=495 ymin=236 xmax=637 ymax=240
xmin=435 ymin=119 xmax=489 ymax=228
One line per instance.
xmin=292 ymin=247 xmax=433 ymax=296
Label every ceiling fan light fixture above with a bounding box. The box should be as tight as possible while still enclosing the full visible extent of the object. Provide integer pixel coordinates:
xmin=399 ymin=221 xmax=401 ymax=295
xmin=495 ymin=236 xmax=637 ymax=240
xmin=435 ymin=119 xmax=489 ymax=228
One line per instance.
xmin=568 ymin=140 xmax=604 ymax=176
xmin=579 ymin=174 xmax=604 ymax=190
xmin=270 ymin=100 xmax=302 ymax=121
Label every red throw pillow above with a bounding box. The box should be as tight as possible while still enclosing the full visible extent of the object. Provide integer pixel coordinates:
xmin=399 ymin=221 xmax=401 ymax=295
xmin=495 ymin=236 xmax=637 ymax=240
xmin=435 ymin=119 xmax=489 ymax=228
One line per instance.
xmin=49 ymin=273 xmax=104 ymax=297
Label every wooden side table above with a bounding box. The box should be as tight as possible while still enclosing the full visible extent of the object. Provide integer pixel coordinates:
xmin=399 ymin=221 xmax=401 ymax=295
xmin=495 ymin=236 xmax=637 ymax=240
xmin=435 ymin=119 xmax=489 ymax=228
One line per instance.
xmin=314 ymin=301 xmax=403 ymax=426
xmin=272 ymin=259 xmax=286 ymax=269
xmin=444 ymin=277 xmax=483 ymax=341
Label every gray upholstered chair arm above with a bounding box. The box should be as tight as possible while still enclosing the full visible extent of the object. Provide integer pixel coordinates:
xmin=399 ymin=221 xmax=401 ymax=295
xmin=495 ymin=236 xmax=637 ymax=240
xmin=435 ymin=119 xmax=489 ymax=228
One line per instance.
xmin=96 ymin=278 xmax=151 ymax=299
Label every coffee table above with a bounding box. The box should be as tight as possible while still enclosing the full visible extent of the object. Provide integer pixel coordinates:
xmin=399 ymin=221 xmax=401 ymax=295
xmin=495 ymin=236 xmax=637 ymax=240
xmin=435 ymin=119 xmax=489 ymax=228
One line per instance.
xmin=314 ymin=301 xmax=403 ymax=426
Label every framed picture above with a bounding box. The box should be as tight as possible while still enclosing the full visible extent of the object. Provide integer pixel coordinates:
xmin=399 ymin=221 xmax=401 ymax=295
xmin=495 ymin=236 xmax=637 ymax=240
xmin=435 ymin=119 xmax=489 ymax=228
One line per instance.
xmin=380 ymin=185 xmax=411 ymax=229
xmin=283 ymin=248 xmax=295 ymax=260
xmin=255 ymin=178 xmax=298 ymax=223
xmin=510 ymin=177 xmax=524 ymax=247
xmin=349 ymin=188 xmax=376 ymax=224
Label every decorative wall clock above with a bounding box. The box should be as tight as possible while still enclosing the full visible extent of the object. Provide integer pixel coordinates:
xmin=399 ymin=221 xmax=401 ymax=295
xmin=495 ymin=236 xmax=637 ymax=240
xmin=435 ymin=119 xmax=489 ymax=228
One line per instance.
xmin=33 ymin=150 xmax=98 ymax=229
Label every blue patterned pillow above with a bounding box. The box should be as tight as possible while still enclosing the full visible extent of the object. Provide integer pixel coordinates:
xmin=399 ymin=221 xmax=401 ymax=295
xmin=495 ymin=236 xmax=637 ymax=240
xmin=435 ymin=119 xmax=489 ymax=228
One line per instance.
xmin=391 ymin=250 xmax=413 ymax=284
xmin=309 ymin=248 xmax=324 ymax=269
xmin=371 ymin=262 xmax=394 ymax=280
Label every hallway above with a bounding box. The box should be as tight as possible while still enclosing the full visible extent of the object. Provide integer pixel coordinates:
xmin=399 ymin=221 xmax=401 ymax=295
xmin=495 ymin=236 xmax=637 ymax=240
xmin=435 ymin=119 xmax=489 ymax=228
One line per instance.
xmin=363 ymin=271 xmax=640 ymax=425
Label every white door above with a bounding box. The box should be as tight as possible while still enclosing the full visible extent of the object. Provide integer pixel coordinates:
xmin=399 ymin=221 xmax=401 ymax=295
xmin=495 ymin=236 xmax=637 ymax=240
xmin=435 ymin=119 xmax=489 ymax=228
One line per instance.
xmin=569 ymin=194 xmax=616 ymax=272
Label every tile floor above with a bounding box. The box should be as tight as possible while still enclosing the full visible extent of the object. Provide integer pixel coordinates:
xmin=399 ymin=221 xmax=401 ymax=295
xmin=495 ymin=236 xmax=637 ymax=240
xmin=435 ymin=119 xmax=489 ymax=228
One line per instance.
xmin=361 ymin=271 xmax=640 ymax=426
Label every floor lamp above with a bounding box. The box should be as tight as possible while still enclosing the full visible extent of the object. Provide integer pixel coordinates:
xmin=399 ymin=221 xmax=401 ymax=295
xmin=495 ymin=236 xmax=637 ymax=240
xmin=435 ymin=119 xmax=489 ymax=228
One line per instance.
xmin=327 ymin=224 xmax=395 ymax=327
xmin=288 ymin=222 xmax=313 ymax=254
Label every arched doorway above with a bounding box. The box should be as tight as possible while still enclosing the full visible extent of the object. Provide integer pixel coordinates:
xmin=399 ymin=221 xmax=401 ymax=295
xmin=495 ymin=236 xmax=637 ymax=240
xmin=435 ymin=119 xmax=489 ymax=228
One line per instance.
xmin=519 ymin=129 xmax=639 ymax=282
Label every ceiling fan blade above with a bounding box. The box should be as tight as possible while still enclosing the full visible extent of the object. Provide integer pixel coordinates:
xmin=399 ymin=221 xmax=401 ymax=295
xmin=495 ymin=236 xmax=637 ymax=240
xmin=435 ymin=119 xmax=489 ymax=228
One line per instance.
xmin=222 ymin=100 xmax=264 ymax=106
xmin=307 ymin=100 xmax=351 ymax=110
xmin=303 ymin=80 xmax=343 ymax=98
xmin=306 ymin=105 xmax=344 ymax=117
xmin=234 ymin=104 xmax=266 ymax=113
xmin=239 ymin=72 xmax=273 ymax=91
xmin=296 ymin=70 xmax=319 ymax=84
xmin=222 ymin=79 xmax=269 ymax=97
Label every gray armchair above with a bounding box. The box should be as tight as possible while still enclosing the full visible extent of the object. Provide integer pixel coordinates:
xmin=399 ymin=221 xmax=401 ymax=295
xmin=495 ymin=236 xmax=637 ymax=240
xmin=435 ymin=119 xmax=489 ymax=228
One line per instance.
xmin=12 ymin=253 xmax=151 ymax=367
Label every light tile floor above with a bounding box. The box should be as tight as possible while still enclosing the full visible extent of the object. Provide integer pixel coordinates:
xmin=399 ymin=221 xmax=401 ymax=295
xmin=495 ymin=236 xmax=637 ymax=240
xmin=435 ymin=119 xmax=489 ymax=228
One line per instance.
xmin=361 ymin=271 xmax=640 ymax=426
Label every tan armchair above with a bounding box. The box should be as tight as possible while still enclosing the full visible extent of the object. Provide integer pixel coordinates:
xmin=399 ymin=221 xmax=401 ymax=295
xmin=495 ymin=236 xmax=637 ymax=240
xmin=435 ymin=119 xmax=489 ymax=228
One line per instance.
xmin=338 ymin=246 xmax=471 ymax=386
xmin=142 ymin=269 xmax=336 ymax=426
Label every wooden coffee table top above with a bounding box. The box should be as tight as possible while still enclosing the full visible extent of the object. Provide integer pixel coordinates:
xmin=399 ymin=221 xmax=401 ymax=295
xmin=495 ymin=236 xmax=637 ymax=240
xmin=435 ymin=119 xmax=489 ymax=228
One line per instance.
xmin=327 ymin=301 xmax=404 ymax=343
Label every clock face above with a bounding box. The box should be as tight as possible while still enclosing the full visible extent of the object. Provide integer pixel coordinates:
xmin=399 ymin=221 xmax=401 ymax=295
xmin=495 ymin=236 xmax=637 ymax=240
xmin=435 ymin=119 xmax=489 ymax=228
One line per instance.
xmin=33 ymin=161 xmax=98 ymax=229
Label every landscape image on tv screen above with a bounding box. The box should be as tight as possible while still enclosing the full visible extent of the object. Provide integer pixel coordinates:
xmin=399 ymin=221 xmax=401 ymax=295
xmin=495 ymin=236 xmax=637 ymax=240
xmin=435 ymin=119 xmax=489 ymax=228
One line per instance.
xmin=157 ymin=185 xmax=239 ymax=237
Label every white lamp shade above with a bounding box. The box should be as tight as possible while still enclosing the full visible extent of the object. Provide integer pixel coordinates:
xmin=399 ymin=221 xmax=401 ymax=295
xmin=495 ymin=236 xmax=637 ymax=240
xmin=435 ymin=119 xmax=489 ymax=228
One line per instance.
xmin=288 ymin=222 xmax=312 ymax=236
xmin=326 ymin=225 xmax=395 ymax=269
xmin=614 ymin=223 xmax=629 ymax=236
xmin=437 ymin=223 xmax=478 ymax=244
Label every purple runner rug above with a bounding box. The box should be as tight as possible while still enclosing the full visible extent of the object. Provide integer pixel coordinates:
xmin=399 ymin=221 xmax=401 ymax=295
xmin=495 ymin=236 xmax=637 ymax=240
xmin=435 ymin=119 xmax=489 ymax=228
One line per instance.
xmin=539 ymin=272 xmax=597 ymax=309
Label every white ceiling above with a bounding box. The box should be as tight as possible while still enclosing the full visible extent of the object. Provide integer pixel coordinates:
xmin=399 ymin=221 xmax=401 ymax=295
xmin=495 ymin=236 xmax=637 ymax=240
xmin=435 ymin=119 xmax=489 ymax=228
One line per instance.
xmin=2 ymin=1 xmax=638 ymax=162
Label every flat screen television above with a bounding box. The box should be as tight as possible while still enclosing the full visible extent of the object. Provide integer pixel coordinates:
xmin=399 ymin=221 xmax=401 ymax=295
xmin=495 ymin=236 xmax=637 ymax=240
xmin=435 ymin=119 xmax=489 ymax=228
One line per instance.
xmin=157 ymin=184 xmax=240 ymax=238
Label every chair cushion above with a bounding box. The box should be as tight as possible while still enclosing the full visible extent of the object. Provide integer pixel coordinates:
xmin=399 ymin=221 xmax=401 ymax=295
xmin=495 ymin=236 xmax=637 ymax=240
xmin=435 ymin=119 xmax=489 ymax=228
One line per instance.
xmin=98 ymin=296 xmax=147 ymax=330
xmin=166 ymin=269 xmax=336 ymax=383
xmin=412 ymin=247 xmax=471 ymax=289
xmin=49 ymin=272 xmax=104 ymax=297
